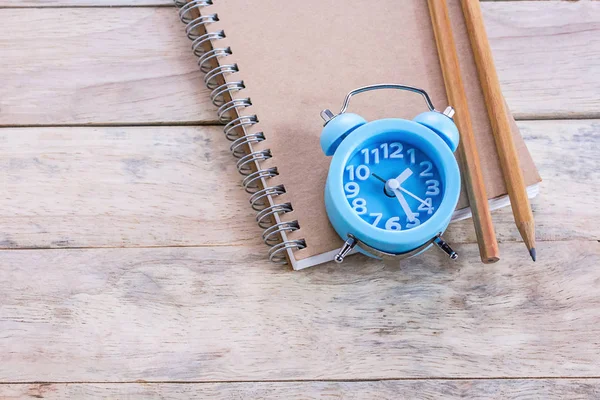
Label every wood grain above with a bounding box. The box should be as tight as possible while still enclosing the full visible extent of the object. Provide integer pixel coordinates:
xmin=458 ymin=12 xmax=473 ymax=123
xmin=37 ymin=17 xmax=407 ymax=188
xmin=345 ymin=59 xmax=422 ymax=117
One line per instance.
xmin=446 ymin=119 xmax=600 ymax=245
xmin=0 ymin=3 xmax=598 ymax=125
xmin=1 ymin=380 xmax=600 ymax=399
xmin=484 ymin=1 xmax=600 ymax=119
xmin=0 ymin=240 xmax=599 ymax=381
xmin=0 ymin=126 xmax=259 ymax=248
xmin=0 ymin=120 xmax=596 ymax=250
xmin=0 ymin=8 xmax=216 ymax=126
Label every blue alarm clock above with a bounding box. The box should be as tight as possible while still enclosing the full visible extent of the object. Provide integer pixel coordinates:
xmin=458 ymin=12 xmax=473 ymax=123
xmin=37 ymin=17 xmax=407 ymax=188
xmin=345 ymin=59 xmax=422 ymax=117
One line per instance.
xmin=320 ymin=84 xmax=461 ymax=263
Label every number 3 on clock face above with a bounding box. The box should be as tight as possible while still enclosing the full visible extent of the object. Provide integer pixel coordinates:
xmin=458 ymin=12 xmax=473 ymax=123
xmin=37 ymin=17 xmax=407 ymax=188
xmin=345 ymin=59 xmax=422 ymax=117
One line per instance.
xmin=342 ymin=140 xmax=444 ymax=231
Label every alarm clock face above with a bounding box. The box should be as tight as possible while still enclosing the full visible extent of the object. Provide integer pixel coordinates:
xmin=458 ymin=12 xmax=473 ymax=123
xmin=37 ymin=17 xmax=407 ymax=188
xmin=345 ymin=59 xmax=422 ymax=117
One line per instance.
xmin=342 ymin=139 xmax=443 ymax=231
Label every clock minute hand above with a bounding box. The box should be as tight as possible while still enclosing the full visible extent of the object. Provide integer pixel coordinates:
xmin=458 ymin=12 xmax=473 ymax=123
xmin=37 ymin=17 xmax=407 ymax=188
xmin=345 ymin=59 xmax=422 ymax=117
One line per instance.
xmin=388 ymin=179 xmax=416 ymax=222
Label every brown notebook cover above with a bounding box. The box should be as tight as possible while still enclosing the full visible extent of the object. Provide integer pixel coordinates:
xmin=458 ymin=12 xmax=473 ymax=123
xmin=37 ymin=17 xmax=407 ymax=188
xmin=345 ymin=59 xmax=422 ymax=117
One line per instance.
xmin=179 ymin=0 xmax=541 ymax=269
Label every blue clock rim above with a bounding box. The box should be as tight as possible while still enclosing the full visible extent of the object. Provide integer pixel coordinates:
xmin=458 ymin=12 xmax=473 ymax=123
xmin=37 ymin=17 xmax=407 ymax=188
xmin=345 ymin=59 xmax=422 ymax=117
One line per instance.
xmin=327 ymin=118 xmax=461 ymax=251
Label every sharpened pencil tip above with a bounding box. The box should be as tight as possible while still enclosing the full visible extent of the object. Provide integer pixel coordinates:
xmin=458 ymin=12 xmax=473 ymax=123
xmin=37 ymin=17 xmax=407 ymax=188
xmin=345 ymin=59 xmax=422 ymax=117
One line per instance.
xmin=529 ymin=248 xmax=536 ymax=262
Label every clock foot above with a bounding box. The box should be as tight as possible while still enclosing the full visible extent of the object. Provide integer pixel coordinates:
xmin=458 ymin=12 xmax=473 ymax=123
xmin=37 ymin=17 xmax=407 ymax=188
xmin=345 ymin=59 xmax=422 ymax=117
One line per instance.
xmin=434 ymin=236 xmax=458 ymax=260
xmin=334 ymin=236 xmax=358 ymax=263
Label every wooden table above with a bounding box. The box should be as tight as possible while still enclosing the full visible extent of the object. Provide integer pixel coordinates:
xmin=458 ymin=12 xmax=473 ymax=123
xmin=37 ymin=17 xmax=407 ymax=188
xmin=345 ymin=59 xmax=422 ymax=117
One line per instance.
xmin=0 ymin=1 xmax=598 ymax=398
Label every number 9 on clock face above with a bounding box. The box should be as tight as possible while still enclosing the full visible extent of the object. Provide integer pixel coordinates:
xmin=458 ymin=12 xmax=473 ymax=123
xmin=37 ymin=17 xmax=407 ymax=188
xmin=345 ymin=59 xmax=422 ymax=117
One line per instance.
xmin=343 ymin=140 xmax=444 ymax=231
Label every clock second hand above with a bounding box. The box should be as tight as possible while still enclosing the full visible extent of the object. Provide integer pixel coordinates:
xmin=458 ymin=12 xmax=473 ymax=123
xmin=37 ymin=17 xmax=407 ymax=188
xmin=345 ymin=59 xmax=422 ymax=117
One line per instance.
xmin=397 ymin=186 xmax=430 ymax=208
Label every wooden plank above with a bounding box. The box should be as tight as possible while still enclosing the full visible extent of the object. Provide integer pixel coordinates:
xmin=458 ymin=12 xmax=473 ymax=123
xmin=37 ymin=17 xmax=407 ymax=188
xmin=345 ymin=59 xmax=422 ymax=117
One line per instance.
xmin=0 ymin=3 xmax=598 ymax=125
xmin=484 ymin=1 xmax=600 ymax=119
xmin=0 ymin=120 xmax=596 ymax=249
xmin=1 ymin=380 xmax=600 ymax=399
xmin=0 ymin=8 xmax=216 ymax=125
xmin=0 ymin=126 xmax=259 ymax=248
xmin=0 ymin=240 xmax=599 ymax=381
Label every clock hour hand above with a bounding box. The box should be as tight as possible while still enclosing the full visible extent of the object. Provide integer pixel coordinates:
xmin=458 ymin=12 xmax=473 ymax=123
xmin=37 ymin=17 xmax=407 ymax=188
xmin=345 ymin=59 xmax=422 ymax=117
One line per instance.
xmin=394 ymin=168 xmax=413 ymax=185
xmin=388 ymin=179 xmax=416 ymax=222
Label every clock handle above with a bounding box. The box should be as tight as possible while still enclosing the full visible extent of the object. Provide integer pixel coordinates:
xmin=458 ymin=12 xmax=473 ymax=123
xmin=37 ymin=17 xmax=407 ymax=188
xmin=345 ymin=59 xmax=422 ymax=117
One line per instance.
xmin=338 ymin=84 xmax=438 ymax=115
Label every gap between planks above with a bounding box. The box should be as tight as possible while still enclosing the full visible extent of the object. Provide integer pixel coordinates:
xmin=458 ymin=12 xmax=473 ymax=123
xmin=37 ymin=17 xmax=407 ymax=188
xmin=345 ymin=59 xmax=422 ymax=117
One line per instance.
xmin=0 ymin=122 xmax=220 ymax=128
xmin=0 ymin=4 xmax=173 ymax=8
xmin=0 ymin=0 xmax=508 ymax=8
xmin=4 ymin=376 xmax=600 ymax=384
xmin=0 ymin=113 xmax=598 ymax=129
xmin=0 ymin=237 xmax=595 ymax=252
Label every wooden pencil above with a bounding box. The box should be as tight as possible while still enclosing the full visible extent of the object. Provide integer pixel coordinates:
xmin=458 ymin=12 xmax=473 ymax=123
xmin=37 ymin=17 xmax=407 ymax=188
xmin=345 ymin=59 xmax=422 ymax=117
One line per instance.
xmin=460 ymin=0 xmax=536 ymax=261
xmin=427 ymin=0 xmax=500 ymax=264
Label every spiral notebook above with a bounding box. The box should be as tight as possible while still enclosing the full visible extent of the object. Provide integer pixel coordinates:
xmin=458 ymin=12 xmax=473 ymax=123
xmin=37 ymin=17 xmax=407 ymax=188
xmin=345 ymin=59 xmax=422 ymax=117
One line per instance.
xmin=174 ymin=0 xmax=541 ymax=270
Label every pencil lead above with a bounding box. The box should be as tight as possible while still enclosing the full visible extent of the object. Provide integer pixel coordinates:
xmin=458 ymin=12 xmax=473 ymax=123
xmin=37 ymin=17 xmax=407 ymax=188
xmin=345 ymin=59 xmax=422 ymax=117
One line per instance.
xmin=529 ymin=248 xmax=536 ymax=262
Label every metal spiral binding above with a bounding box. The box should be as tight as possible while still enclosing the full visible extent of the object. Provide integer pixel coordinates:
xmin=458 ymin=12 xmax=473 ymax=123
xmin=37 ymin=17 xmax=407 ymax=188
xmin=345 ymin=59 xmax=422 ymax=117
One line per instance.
xmin=242 ymin=168 xmax=279 ymax=193
xmin=192 ymin=31 xmax=226 ymax=57
xmin=174 ymin=0 xmax=306 ymax=265
xmin=256 ymin=203 xmax=293 ymax=229
xmin=230 ymin=132 xmax=265 ymax=159
xmin=210 ymin=81 xmax=244 ymax=106
xmin=268 ymin=240 xmax=307 ymax=264
xmin=205 ymin=64 xmax=238 ymax=89
xmin=262 ymin=221 xmax=300 ymax=246
xmin=224 ymin=115 xmax=258 ymax=141
xmin=185 ymin=14 xmax=220 ymax=40
xmin=199 ymin=48 xmax=232 ymax=73
xmin=248 ymin=184 xmax=286 ymax=211
xmin=236 ymin=149 xmax=272 ymax=175
xmin=218 ymin=98 xmax=252 ymax=123
xmin=178 ymin=0 xmax=213 ymax=23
